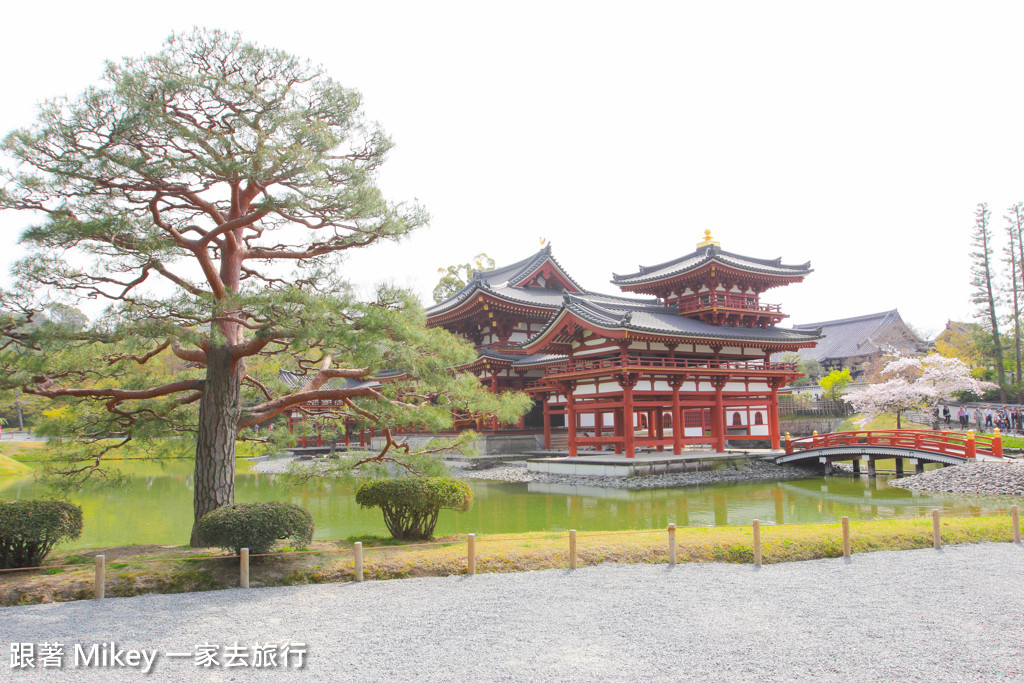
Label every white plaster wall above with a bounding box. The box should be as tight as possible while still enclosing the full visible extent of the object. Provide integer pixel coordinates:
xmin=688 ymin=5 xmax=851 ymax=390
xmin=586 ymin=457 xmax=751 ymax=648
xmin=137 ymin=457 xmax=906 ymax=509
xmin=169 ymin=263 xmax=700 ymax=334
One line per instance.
xmin=652 ymin=381 xmax=672 ymax=392
xmin=573 ymin=384 xmax=597 ymax=395
xmin=725 ymin=381 xmax=747 ymax=392
xmin=684 ymin=427 xmax=704 ymax=437
xmin=598 ymin=382 xmax=620 ymax=392
xmin=508 ymin=332 xmax=529 ymax=343
xmin=695 ymin=345 xmax=713 ymax=354
xmin=579 ymin=414 xmax=595 ymax=428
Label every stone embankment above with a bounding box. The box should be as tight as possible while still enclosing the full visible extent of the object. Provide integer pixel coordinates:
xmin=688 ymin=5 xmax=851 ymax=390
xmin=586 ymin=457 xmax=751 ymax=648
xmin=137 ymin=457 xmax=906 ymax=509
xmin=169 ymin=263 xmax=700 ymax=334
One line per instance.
xmin=253 ymin=456 xmax=809 ymax=489
xmin=454 ymin=459 xmax=808 ymax=489
xmin=889 ymin=461 xmax=1024 ymax=496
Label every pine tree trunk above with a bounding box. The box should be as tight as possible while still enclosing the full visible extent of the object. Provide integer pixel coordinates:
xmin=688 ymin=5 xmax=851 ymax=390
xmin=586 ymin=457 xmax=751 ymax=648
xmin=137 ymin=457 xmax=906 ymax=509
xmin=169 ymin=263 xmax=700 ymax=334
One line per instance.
xmin=189 ymin=345 xmax=241 ymax=546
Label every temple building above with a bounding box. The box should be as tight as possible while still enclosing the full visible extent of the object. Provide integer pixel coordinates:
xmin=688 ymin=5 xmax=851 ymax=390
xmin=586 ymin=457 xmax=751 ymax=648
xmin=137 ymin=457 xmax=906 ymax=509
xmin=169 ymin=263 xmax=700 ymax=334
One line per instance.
xmin=426 ymin=231 xmax=821 ymax=456
xmin=790 ymin=309 xmax=923 ymax=380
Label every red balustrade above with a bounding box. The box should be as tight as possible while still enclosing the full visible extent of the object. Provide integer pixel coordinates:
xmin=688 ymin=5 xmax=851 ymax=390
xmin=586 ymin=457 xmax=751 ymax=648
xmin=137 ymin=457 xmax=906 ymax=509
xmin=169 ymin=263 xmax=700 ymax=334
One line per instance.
xmin=544 ymin=355 xmax=796 ymax=378
xmin=678 ymin=295 xmax=782 ymax=314
xmin=783 ymin=429 xmax=1004 ymax=459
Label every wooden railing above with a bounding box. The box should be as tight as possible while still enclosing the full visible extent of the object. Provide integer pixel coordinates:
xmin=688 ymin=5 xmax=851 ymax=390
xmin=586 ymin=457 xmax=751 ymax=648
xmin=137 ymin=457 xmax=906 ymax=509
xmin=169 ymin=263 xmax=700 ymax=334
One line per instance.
xmin=544 ymin=356 xmax=797 ymax=378
xmin=783 ymin=429 xmax=1004 ymax=459
xmin=678 ymin=295 xmax=782 ymax=314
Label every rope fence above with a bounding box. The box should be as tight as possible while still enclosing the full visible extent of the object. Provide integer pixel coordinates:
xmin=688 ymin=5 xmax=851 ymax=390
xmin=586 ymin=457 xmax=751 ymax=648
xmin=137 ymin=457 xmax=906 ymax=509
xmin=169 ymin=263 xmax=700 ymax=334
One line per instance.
xmin=2 ymin=506 xmax=1020 ymax=600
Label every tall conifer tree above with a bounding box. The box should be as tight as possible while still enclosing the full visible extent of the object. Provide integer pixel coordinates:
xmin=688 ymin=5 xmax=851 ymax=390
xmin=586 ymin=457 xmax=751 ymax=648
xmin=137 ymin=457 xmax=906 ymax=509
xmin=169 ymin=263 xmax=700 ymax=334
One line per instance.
xmin=971 ymin=202 xmax=1008 ymax=401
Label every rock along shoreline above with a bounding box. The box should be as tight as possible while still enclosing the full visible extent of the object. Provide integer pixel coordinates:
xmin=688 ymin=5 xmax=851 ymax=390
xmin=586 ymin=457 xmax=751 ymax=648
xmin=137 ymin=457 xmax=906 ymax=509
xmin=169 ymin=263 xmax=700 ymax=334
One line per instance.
xmin=252 ymin=456 xmax=811 ymax=489
xmin=888 ymin=461 xmax=1024 ymax=496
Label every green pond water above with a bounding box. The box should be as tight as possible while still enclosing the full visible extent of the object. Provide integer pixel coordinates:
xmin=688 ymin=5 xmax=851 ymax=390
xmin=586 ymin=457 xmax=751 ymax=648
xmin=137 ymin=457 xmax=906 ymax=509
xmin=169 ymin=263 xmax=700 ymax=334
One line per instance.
xmin=1 ymin=459 xmax=1021 ymax=550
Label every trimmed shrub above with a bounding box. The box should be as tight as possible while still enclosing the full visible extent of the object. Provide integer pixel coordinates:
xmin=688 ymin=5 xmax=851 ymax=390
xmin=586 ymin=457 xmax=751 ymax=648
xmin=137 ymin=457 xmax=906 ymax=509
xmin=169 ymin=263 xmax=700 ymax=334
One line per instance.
xmin=195 ymin=503 xmax=314 ymax=555
xmin=355 ymin=477 xmax=473 ymax=540
xmin=0 ymin=500 xmax=83 ymax=569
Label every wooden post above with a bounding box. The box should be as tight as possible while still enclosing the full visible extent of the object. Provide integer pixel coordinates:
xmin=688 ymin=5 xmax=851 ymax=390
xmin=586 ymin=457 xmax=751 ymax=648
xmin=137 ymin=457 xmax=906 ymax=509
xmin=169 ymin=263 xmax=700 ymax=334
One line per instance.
xmin=671 ymin=382 xmax=683 ymax=455
xmin=240 ymin=548 xmax=250 ymax=588
xmin=784 ymin=432 xmax=793 ymax=455
xmin=354 ymin=541 xmax=363 ymax=582
xmin=569 ymin=529 xmax=577 ymax=569
xmin=1012 ymin=505 xmax=1020 ymax=544
xmin=841 ymin=516 xmax=851 ymax=558
xmin=566 ymin=390 xmax=578 ymax=457
xmin=752 ymin=520 xmax=762 ymax=567
xmin=542 ymin=396 xmax=552 ymax=450
xmin=966 ymin=429 xmax=976 ymax=459
xmin=668 ymin=523 xmax=677 ymax=565
xmin=467 ymin=534 xmax=476 ymax=575
xmin=622 ymin=380 xmax=636 ymax=458
xmin=932 ymin=509 xmax=941 ymax=549
xmin=94 ymin=554 xmax=105 ymax=600
xmin=993 ymin=428 xmax=1003 ymax=458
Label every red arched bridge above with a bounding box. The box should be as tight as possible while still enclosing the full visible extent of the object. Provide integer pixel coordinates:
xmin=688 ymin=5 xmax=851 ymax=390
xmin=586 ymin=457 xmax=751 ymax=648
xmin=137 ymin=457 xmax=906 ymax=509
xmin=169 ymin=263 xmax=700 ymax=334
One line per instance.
xmin=773 ymin=429 xmax=1008 ymax=476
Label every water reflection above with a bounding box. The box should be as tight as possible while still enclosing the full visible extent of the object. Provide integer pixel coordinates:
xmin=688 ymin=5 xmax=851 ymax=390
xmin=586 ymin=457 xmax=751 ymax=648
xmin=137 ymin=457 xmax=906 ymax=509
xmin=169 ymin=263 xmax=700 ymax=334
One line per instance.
xmin=2 ymin=460 xmax=1022 ymax=550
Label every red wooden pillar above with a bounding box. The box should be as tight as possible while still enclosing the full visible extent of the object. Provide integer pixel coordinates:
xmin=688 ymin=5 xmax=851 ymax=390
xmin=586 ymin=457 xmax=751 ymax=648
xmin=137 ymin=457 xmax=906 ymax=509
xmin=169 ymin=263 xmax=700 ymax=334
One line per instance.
xmin=621 ymin=375 xmax=636 ymax=458
xmin=542 ymin=394 xmax=552 ymax=450
xmin=566 ymin=382 xmax=578 ymax=457
xmin=655 ymin=408 xmax=664 ymax=452
xmin=594 ymin=410 xmax=603 ymax=450
xmin=768 ymin=380 xmax=781 ymax=450
xmin=671 ymin=379 xmax=683 ymax=455
xmin=614 ymin=407 xmax=624 ymax=454
xmin=713 ymin=378 xmax=726 ymax=453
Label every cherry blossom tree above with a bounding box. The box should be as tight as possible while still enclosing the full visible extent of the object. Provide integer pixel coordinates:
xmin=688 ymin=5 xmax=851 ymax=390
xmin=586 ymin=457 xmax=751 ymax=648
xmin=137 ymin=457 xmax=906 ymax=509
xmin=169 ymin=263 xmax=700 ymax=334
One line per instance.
xmin=846 ymin=354 xmax=997 ymax=428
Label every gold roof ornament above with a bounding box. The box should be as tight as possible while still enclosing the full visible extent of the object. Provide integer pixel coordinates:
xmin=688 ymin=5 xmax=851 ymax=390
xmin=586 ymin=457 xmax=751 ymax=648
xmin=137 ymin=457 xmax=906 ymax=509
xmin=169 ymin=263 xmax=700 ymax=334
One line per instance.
xmin=697 ymin=229 xmax=720 ymax=248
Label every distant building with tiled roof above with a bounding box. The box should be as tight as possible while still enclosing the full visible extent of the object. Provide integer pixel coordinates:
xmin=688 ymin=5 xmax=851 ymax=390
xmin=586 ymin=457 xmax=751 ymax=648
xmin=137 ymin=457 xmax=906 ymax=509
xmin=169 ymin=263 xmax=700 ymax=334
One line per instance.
xmin=790 ymin=309 xmax=922 ymax=379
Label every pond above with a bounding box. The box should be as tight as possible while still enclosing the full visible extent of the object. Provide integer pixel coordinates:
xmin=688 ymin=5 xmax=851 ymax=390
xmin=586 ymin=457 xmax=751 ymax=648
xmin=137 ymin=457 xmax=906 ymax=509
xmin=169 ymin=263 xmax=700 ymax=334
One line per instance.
xmin=1 ymin=459 xmax=1021 ymax=550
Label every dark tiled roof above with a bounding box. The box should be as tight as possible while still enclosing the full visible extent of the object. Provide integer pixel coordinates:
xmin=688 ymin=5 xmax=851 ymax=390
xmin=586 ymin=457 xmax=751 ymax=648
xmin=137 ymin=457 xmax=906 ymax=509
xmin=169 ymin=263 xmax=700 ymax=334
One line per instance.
xmin=278 ymin=370 xmax=379 ymax=391
xmin=611 ymin=244 xmax=812 ymax=287
xmin=526 ymin=294 xmax=822 ymax=346
xmin=790 ymin=309 xmax=918 ymax=363
xmin=426 ymin=245 xmax=658 ymax=317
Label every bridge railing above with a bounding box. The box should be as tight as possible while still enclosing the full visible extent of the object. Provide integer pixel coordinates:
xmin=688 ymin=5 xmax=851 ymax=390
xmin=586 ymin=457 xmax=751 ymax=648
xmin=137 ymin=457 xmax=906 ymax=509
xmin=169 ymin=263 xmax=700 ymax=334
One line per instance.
xmin=783 ymin=429 xmax=1004 ymax=459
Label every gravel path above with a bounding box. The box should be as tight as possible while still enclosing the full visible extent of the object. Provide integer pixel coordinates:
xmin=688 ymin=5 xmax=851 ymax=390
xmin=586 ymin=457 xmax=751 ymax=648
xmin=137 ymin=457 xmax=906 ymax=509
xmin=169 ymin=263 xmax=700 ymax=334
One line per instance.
xmin=3 ymin=543 xmax=1022 ymax=681
xmin=890 ymin=461 xmax=1024 ymax=496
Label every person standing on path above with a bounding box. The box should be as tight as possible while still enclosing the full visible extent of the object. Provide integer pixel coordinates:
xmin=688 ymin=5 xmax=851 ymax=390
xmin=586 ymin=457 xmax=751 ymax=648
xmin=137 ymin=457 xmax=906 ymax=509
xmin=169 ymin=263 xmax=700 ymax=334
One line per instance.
xmin=985 ymin=406 xmax=994 ymax=429
xmin=943 ymin=405 xmax=951 ymax=428
xmin=974 ymin=406 xmax=984 ymax=431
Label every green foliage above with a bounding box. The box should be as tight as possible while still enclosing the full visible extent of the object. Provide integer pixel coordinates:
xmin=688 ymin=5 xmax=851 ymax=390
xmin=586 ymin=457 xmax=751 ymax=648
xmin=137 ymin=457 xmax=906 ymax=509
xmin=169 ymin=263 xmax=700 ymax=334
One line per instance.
xmin=356 ymin=477 xmax=473 ymax=540
xmin=818 ymin=368 xmax=852 ymax=401
xmin=780 ymin=352 xmax=822 ymax=386
xmin=432 ymin=253 xmax=496 ymax=303
xmin=0 ymin=500 xmax=83 ymax=569
xmin=0 ymin=29 xmax=531 ymax=515
xmin=195 ymin=502 xmax=314 ymax=555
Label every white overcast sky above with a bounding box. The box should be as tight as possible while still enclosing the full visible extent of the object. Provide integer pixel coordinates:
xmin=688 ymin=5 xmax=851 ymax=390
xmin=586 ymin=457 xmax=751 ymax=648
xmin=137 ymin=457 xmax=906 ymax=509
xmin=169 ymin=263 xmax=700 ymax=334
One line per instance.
xmin=4 ymin=1 xmax=1024 ymax=338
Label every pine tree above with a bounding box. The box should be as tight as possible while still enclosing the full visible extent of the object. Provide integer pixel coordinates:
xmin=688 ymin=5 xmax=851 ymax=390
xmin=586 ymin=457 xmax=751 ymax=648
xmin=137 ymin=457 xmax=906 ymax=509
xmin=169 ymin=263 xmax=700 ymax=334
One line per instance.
xmin=970 ymin=203 xmax=1008 ymax=401
xmin=1004 ymin=203 xmax=1024 ymax=401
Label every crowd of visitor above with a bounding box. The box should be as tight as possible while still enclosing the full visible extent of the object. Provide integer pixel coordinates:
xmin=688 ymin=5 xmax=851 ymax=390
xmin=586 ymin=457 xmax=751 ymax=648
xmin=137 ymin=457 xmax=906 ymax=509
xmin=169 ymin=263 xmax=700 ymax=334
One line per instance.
xmin=943 ymin=404 xmax=1023 ymax=433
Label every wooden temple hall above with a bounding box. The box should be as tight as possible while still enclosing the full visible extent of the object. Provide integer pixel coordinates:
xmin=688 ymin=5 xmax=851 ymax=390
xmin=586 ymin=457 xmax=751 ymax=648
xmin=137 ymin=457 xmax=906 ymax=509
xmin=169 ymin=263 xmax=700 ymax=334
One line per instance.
xmin=426 ymin=231 xmax=822 ymax=457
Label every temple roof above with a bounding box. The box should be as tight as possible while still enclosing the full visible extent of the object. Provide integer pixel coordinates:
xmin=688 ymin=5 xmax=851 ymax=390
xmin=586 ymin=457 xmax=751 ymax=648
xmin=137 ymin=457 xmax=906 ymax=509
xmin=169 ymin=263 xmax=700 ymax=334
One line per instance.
xmin=611 ymin=243 xmax=812 ymax=288
xmin=791 ymin=309 xmax=920 ymax=363
xmin=426 ymin=245 xmax=658 ymax=318
xmin=523 ymin=294 xmax=822 ymax=350
xmin=278 ymin=370 xmax=379 ymax=391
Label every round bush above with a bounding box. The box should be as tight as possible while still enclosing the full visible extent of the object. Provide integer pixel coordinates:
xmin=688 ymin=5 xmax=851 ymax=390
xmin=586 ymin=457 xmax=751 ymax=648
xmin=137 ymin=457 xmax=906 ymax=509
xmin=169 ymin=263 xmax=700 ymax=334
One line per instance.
xmin=355 ymin=477 xmax=473 ymax=540
xmin=0 ymin=499 xmax=83 ymax=569
xmin=195 ymin=502 xmax=314 ymax=554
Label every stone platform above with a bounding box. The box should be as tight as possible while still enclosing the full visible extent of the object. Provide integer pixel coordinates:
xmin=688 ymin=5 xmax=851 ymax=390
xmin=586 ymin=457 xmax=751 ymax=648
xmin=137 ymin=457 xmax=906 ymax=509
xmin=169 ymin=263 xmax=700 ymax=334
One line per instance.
xmin=525 ymin=449 xmax=783 ymax=478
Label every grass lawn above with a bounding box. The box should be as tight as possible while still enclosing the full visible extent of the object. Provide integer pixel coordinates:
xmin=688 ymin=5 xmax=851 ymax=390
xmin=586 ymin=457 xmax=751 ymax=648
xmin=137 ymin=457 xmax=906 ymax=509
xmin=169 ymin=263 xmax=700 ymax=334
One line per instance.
xmin=836 ymin=413 xmax=932 ymax=432
xmin=0 ymin=515 xmax=1018 ymax=606
xmin=0 ymin=453 xmax=32 ymax=476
